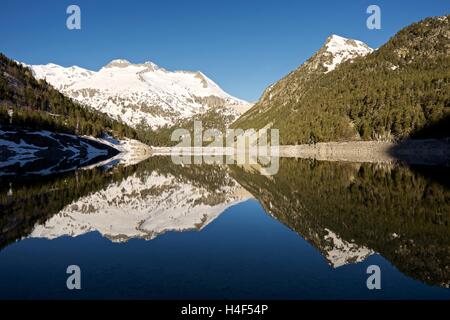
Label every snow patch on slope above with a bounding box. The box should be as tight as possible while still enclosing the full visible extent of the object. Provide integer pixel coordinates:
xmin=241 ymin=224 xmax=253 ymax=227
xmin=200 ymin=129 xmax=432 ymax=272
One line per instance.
xmin=0 ymin=130 xmax=149 ymax=176
xmin=85 ymin=135 xmax=152 ymax=168
xmin=0 ymin=130 xmax=110 ymax=176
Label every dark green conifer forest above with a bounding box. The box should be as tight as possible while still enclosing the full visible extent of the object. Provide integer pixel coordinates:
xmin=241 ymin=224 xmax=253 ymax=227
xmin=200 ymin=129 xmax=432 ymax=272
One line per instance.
xmin=233 ymin=16 xmax=450 ymax=145
xmin=0 ymin=53 xmax=137 ymax=139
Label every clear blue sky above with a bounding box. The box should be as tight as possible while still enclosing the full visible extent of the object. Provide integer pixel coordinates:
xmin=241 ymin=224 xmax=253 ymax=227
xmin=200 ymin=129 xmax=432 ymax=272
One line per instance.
xmin=0 ymin=0 xmax=448 ymax=101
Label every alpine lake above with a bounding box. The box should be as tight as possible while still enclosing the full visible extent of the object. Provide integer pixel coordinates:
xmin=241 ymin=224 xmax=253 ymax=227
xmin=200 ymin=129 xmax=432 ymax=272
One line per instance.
xmin=0 ymin=155 xmax=449 ymax=299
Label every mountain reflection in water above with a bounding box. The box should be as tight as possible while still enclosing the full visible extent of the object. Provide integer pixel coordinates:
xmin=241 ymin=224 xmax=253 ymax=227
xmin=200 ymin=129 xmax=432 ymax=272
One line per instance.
xmin=0 ymin=156 xmax=449 ymax=297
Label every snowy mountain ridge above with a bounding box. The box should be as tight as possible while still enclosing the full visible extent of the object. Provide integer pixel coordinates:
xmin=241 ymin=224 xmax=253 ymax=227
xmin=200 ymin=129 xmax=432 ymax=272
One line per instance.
xmin=30 ymin=60 xmax=251 ymax=130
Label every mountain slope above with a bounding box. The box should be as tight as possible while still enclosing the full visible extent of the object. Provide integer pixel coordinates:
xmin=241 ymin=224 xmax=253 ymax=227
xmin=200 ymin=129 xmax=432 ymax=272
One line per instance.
xmin=233 ymin=16 xmax=450 ymax=145
xmin=0 ymin=53 xmax=137 ymax=139
xmin=30 ymin=60 xmax=251 ymax=131
xmin=233 ymin=34 xmax=373 ymax=132
xmin=0 ymin=129 xmax=119 ymax=176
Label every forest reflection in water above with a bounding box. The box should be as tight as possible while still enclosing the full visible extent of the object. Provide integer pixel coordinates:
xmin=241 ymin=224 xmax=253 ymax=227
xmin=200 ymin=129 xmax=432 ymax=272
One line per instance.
xmin=0 ymin=155 xmax=449 ymax=291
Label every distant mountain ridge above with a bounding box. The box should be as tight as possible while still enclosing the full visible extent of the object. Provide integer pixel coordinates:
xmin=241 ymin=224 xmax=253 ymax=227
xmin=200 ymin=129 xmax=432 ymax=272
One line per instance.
xmin=30 ymin=60 xmax=251 ymax=131
xmin=233 ymin=15 xmax=450 ymax=145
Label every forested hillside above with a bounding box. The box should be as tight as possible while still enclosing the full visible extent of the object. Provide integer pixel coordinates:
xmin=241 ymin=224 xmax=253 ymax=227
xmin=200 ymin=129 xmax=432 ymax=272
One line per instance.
xmin=233 ymin=15 xmax=450 ymax=145
xmin=0 ymin=54 xmax=136 ymax=139
xmin=137 ymin=107 xmax=236 ymax=146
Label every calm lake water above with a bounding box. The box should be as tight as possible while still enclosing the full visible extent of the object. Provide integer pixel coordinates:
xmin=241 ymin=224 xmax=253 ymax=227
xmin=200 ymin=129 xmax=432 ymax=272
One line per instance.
xmin=0 ymin=157 xmax=449 ymax=299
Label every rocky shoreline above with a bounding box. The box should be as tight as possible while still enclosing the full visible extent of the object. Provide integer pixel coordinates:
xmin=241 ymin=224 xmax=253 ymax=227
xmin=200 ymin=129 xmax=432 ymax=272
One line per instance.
xmin=279 ymin=139 xmax=450 ymax=166
xmin=150 ymin=139 xmax=450 ymax=166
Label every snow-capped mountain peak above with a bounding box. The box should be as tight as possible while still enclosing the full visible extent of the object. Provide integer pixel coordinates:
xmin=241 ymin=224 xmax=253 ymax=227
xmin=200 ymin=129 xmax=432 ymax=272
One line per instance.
xmin=322 ymin=34 xmax=373 ymax=72
xmin=142 ymin=61 xmax=160 ymax=71
xmin=31 ymin=63 xmax=94 ymax=84
xmin=102 ymin=59 xmax=162 ymax=71
xmin=103 ymin=59 xmax=133 ymax=68
xmin=29 ymin=59 xmax=251 ymax=130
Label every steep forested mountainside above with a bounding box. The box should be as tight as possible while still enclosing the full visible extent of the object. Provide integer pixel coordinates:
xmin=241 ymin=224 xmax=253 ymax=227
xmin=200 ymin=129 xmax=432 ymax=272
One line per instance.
xmin=0 ymin=53 xmax=137 ymax=139
xmin=233 ymin=16 xmax=450 ymax=145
